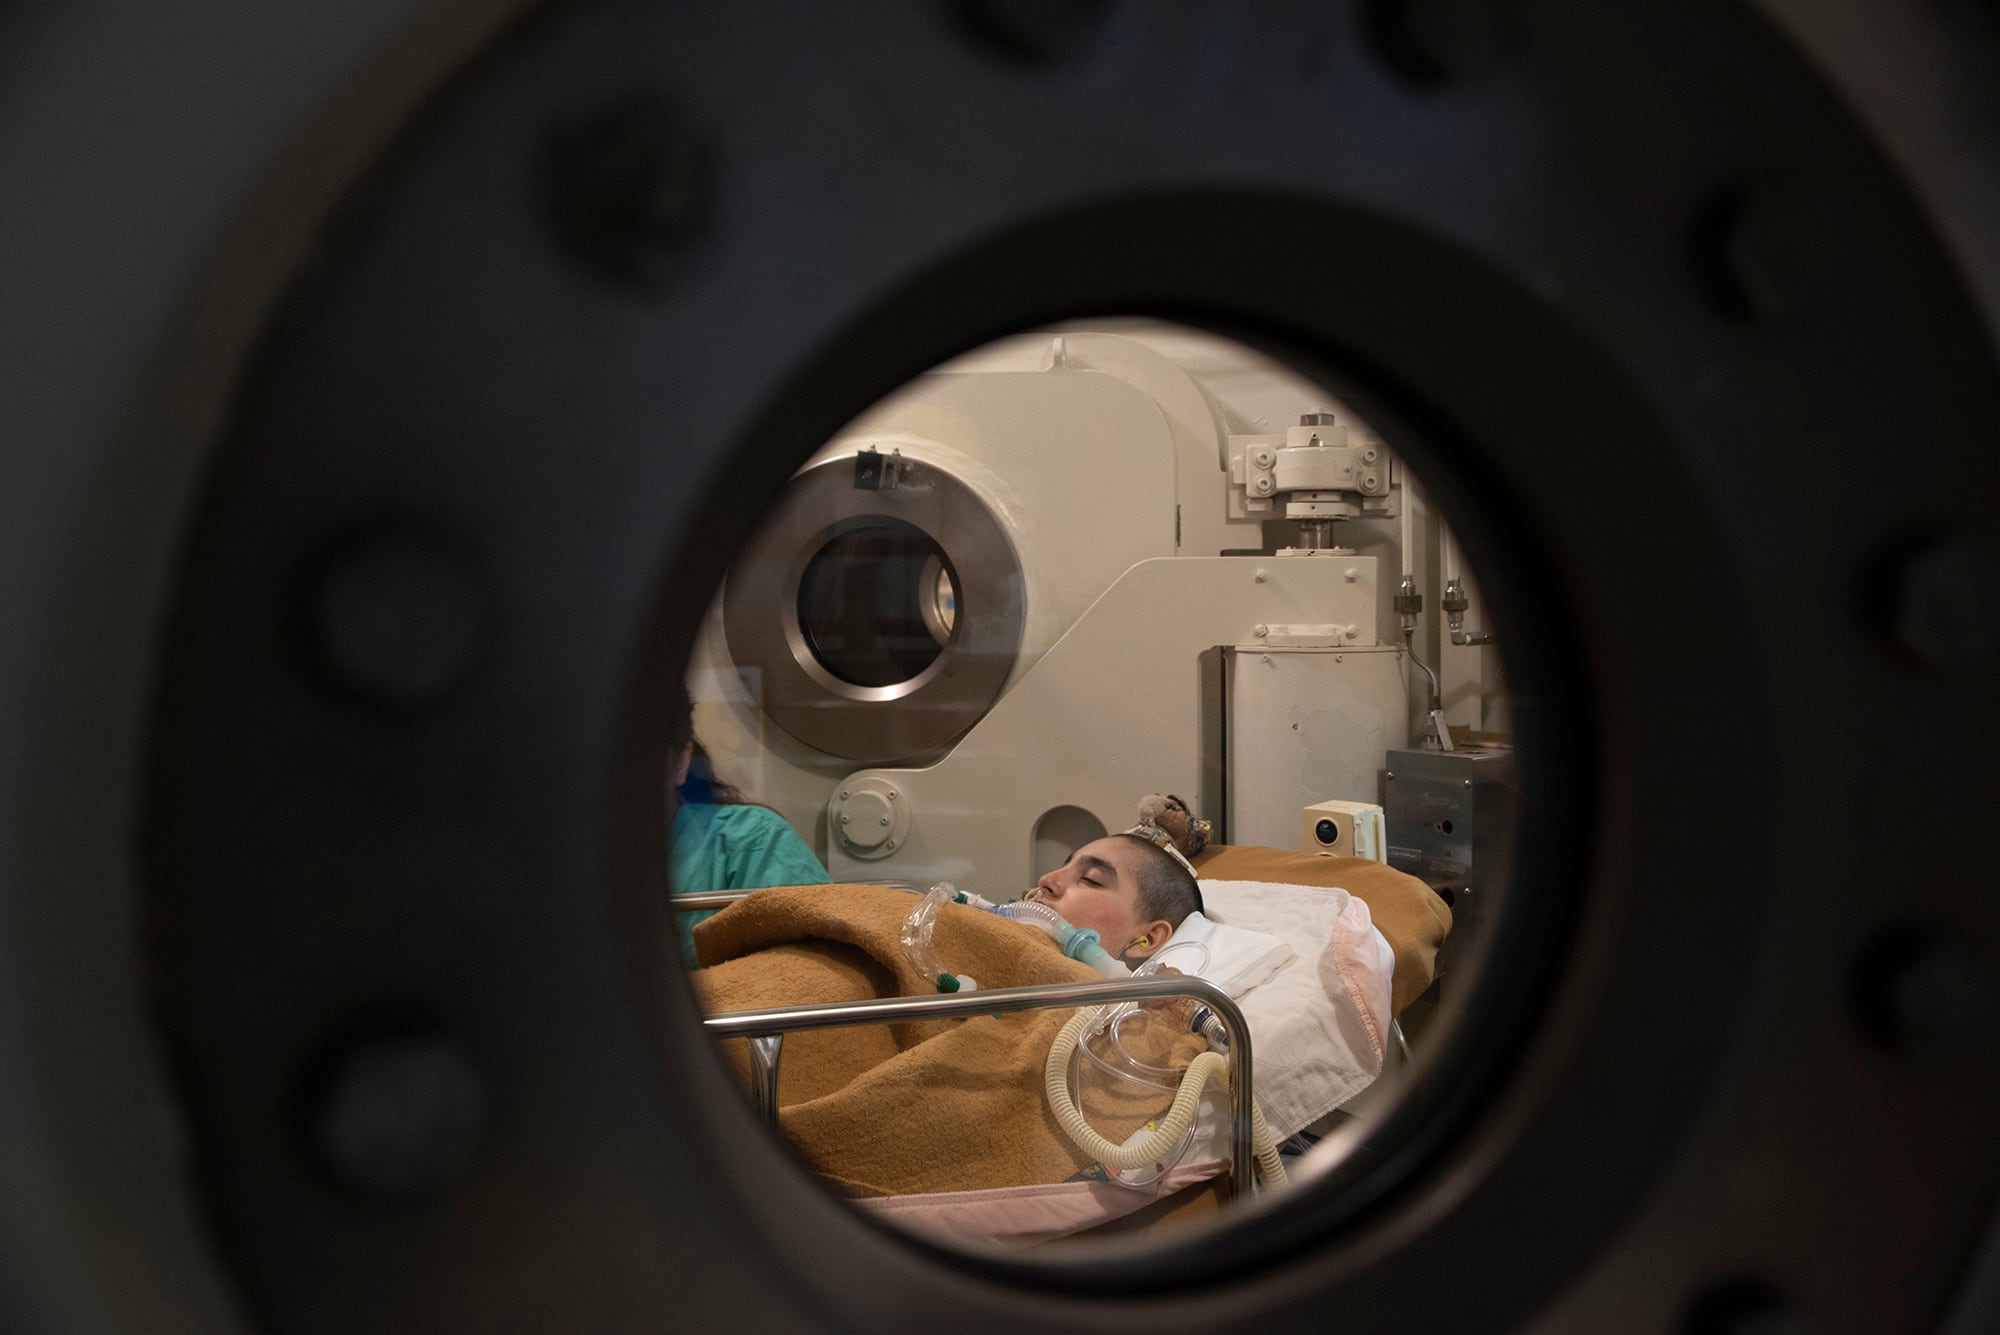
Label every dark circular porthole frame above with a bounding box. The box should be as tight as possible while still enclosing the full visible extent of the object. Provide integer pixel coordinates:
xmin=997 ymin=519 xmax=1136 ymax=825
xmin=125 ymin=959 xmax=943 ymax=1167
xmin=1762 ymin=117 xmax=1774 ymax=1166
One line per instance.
xmin=110 ymin=1 xmax=2000 ymax=1332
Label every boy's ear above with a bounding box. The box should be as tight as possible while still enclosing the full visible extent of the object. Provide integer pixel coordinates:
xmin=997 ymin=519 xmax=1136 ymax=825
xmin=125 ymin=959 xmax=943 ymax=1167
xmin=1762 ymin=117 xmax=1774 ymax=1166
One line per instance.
xmin=1129 ymin=920 xmax=1174 ymax=957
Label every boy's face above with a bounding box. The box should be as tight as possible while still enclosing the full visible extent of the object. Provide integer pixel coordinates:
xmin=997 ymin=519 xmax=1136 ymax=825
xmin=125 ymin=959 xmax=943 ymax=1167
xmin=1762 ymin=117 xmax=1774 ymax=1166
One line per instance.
xmin=1029 ymin=837 xmax=1162 ymax=956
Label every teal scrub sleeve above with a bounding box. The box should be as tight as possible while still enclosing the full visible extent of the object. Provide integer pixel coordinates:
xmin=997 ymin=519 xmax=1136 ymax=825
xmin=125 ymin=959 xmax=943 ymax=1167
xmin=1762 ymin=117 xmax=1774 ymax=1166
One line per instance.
xmin=672 ymin=804 xmax=829 ymax=968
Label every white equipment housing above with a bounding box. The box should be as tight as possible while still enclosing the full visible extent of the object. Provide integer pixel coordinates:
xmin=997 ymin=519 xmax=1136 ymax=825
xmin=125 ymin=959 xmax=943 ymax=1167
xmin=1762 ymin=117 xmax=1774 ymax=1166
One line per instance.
xmin=687 ymin=332 xmax=1417 ymax=900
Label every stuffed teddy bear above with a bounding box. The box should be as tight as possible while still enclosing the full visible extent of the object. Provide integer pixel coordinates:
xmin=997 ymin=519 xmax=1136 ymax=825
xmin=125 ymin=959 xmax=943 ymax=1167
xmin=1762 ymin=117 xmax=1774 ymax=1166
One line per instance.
xmin=1132 ymin=793 xmax=1212 ymax=860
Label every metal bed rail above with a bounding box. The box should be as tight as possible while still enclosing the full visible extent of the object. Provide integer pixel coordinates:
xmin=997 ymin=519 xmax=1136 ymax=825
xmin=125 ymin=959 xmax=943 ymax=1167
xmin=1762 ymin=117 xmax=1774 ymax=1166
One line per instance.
xmin=702 ymin=974 xmax=1261 ymax=1199
xmin=671 ymin=884 xmax=912 ymax=911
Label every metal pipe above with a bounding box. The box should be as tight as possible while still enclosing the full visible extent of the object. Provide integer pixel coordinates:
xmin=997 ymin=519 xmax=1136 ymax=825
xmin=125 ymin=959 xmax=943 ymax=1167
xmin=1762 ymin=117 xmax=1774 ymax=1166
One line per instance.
xmin=1442 ymin=575 xmax=1495 ymax=646
xmin=1403 ymin=626 xmax=1442 ymax=715
xmin=703 ymin=975 xmax=1259 ymax=1198
xmin=1389 ymin=1018 xmax=1413 ymax=1071
xmin=671 ymin=888 xmax=761 ymax=910
xmin=748 ymin=1034 xmax=784 ymax=1128
xmin=671 ymin=881 xmax=920 ymax=911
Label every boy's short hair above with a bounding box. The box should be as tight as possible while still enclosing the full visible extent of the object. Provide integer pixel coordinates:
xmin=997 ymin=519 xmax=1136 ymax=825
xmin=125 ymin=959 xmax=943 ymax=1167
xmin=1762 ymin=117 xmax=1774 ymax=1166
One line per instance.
xmin=1111 ymin=832 xmax=1205 ymax=928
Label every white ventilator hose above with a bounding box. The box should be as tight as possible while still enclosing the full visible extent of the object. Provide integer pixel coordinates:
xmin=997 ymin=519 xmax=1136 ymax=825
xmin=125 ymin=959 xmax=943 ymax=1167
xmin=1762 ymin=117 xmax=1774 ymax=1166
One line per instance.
xmin=1044 ymin=1006 xmax=1288 ymax=1188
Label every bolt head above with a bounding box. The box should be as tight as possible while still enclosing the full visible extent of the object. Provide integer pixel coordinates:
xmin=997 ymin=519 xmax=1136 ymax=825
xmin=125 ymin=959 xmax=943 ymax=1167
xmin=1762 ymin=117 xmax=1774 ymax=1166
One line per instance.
xmin=1682 ymin=1277 xmax=1818 ymax=1335
xmin=1366 ymin=0 xmax=1515 ymax=83
xmin=954 ymin=0 xmax=1118 ymax=65
xmin=313 ymin=1033 xmax=488 ymax=1199
xmin=306 ymin=527 xmax=485 ymax=708
xmin=1885 ymin=536 xmax=1999 ymax=672
xmin=551 ymin=95 xmax=713 ymax=288
xmin=1706 ymin=179 xmax=1848 ymax=321
xmin=1854 ymin=926 xmax=2000 ymax=1065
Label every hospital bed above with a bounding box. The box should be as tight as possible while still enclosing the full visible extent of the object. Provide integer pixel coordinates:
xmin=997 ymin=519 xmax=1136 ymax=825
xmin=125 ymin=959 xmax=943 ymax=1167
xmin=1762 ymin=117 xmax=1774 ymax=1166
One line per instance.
xmin=679 ymin=846 xmax=1450 ymax=1246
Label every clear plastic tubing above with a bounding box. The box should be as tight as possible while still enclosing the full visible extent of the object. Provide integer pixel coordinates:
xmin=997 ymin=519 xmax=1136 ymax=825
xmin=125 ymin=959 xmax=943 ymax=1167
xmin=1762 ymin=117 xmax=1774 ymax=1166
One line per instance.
xmin=985 ymin=899 xmax=1126 ymax=977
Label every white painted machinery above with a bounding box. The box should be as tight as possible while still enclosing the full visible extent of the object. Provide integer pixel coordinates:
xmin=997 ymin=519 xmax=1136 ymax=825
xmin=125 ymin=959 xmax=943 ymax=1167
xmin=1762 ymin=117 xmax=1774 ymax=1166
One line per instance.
xmin=688 ymin=331 xmax=1424 ymax=900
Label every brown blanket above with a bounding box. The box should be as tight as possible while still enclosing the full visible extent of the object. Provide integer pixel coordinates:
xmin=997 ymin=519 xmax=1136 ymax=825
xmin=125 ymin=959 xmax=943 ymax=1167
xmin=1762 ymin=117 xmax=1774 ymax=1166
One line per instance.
xmin=694 ymin=884 xmax=1206 ymax=1197
xmin=1189 ymin=846 xmax=1452 ymax=1014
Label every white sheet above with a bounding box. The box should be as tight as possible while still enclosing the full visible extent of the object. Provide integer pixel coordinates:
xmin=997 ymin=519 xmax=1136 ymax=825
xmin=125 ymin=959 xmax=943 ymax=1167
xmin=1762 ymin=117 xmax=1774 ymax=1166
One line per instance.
xmin=1187 ymin=878 xmax=1396 ymax=1144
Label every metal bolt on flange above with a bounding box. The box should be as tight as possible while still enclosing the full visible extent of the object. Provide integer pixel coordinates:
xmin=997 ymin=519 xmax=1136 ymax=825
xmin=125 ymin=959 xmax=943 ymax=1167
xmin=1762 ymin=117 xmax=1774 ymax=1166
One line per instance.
xmin=1365 ymin=0 xmax=1517 ymax=83
xmin=306 ymin=527 xmax=487 ymax=708
xmin=1681 ymin=1276 xmax=1820 ymax=1335
xmin=550 ymin=95 xmax=712 ymax=288
xmin=953 ymin=0 xmax=1119 ymax=66
xmin=1703 ymin=178 xmax=1849 ymax=322
xmin=312 ymin=1033 xmax=490 ymax=1199
xmin=1886 ymin=535 xmax=2000 ymax=672
xmin=1853 ymin=926 xmax=2000 ymax=1065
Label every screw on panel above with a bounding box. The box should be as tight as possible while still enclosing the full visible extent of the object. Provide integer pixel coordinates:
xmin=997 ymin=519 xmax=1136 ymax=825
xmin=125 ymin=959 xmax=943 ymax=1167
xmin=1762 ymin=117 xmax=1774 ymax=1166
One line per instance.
xmin=306 ymin=527 xmax=487 ymax=709
xmin=312 ymin=1032 xmax=489 ymax=1199
xmin=1879 ymin=535 xmax=2000 ymax=672
xmin=1364 ymin=0 xmax=1519 ymax=84
xmin=550 ymin=95 xmax=713 ymax=289
xmin=952 ymin=0 xmax=1120 ymax=65
xmin=1700 ymin=178 xmax=1850 ymax=322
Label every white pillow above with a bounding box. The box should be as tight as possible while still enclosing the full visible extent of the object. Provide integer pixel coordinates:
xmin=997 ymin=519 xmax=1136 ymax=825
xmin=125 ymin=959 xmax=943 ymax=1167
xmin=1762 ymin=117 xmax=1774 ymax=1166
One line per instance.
xmin=1157 ymin=910 xmax=1296 ymax=996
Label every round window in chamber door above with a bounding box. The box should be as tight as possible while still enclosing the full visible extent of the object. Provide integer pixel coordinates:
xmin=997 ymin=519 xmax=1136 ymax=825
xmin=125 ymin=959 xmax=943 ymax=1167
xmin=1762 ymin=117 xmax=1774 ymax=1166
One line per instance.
xmin=723 ymin=456 xmax=1026 ymax=765
xmin=795 ymin=519 xmax=958 ymax=688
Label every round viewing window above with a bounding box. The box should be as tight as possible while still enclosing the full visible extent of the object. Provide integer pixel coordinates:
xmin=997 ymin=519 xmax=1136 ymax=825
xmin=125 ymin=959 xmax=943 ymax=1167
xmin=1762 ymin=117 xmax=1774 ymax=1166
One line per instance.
xmin=796 ymin=520 xmax=958 ymax=688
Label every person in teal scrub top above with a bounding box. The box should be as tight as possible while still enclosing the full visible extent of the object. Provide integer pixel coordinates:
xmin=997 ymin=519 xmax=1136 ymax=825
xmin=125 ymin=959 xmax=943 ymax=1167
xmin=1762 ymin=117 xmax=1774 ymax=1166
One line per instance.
xmin=668 ymin=690 xmax=828 ymax=967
